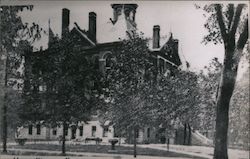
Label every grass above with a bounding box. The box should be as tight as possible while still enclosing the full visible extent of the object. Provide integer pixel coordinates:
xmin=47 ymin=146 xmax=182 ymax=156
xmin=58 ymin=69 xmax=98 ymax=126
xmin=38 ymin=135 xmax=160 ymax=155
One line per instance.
xmin=8 ymin=144 xmax=207 ymax=158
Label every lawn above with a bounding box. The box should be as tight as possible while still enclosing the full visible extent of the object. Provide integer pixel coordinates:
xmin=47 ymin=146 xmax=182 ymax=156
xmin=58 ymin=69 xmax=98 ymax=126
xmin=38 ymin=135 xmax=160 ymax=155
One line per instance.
xmin=8 ymin=144 xmax=206 ymax=158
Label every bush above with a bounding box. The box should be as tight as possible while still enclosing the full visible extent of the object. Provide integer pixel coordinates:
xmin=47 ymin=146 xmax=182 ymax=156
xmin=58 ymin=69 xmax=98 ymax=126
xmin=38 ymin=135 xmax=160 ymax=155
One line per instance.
xmin=15 ymin=138 xmax=27 ymax=146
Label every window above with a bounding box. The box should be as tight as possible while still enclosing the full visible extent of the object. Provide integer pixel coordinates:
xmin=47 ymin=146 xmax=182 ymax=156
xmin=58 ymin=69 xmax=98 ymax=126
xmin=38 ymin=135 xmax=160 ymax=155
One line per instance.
xmin=105 ymin=54 xmax=113 ymax=70
xmin=28 ymin=125 xmax=33 ymax=135
xmin=103 ymin=127 xmax=108 ymax=137
xmin=91 ymin=126 xmax=96 ymax=137
xmin=39 ymin=85 xmax=47 ymax=92
xmin=79 ymin=126 xmax=83 ymax=136
xmin=147 ymin=128 xmax=150 ymax=138
xmin=65 ymin=125 xmax=68 ymax=136
xmin=136 ymin=129 xmax=139 ymax=138
xmin=159 ymin=58 xmax=165 ymax=73
xmin=36 ymin=124 xmax=41 ymax=135
xmin=52 ymin=129 xmax=57 ymax=136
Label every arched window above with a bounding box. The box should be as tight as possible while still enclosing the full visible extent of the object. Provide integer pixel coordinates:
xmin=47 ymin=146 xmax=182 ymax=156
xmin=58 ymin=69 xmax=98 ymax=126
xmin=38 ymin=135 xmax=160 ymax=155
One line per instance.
xmin=105 ymin=54 xmax=112 ymax=69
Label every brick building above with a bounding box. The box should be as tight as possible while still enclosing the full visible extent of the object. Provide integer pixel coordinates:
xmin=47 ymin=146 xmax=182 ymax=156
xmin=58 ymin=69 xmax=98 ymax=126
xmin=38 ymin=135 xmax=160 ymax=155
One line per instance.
xmin=17 ymin=3 xmax=184 ymax=144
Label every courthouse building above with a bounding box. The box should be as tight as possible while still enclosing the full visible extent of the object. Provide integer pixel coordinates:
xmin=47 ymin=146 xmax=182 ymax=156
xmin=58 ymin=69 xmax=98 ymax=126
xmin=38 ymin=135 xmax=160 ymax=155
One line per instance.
xmin=17 ymin=3 xmax=185 ymax=144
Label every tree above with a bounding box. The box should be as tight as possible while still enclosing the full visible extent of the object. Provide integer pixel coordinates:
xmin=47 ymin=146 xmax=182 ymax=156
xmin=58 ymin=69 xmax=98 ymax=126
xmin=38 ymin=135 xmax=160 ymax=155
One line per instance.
xmin=229 ymin=66 xmax=249 ymax=148
xmin=198 ymin=4 xmax=248 ymax=159
xmin=0 ymin=6 xmax=42 ymax=153
xmin=104 ymin=33 xmax=155 ymax=157
xmin=19 ymin=33 xmax=102 ymax=155
xmin=150 ymin=69 xmax=200 ymax=145
xmin=198 ymin=58 xmax=222 ymax=138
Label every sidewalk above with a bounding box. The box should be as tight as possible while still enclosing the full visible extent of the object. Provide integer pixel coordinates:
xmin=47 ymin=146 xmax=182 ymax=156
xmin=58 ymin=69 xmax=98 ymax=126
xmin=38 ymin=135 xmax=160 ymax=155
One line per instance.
xmin=132 ymin=144 xmax=249 ymax=159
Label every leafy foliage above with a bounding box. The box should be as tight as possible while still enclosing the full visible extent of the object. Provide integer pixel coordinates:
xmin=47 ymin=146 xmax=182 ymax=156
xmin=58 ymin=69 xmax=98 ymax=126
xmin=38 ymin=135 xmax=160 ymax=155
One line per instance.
xmin=229 ymin=68 xmax=249 ymax=147
xmin=20 ymin=34 xmax=101 ymax=126
xmin=0 ymin=5 xmax=42 ymax=152
xmin=198 ymin=3 xmax=248 ymax=159
xmin=198 ymin=58 xmax=222 ymax=131
xmin=103 ymin=33 xmax=202 ymax=141
xmin=104 ymin=33 xmax=156 ymax=132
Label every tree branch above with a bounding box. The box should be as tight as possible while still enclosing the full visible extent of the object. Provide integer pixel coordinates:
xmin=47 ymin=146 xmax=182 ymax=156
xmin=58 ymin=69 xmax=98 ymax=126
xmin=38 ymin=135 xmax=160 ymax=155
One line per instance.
xmin=237 ymin=19 xmax=248 ymax=50
xmin=215 ymin=4 xmax=228 ymax=42
xmin=230 ymin=4 xmax=244 ymax=37
xmin=227 ymin=4 xmax=234 ymax=31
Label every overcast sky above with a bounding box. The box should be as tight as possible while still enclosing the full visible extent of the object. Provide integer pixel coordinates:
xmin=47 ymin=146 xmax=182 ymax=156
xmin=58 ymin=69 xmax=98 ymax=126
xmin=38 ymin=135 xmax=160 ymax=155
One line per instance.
xmin=2 ymin=1 xmax=248 ymax=72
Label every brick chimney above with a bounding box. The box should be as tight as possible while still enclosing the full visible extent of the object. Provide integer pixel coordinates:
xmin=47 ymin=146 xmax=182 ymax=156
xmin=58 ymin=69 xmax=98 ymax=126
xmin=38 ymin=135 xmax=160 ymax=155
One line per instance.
xmin=62 ymin=8 xmax=70 ymax=38
xmin=153 ymin=25 xmax=160 ymax=49
xmin=89 ymin=12 xmax=96 ymax=43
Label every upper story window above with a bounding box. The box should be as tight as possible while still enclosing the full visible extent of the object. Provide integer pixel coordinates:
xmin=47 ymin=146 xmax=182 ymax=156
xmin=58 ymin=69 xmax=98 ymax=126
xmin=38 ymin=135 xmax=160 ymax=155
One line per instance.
xmin=159 ymin=58 xmax=165 ymax=74
xmin=105 ymin=54 xmax=113 ymax=70
xmin=39 ymin=85 xmax=47 ymax=92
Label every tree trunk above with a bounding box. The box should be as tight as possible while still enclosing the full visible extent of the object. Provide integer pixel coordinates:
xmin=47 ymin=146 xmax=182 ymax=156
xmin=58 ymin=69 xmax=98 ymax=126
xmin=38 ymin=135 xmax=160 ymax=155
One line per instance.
xmin=1 ymin=52 xmax=8 ymax=153
xmin=187 ymin=123 xmax=191 ymax=145
xmin=133 ymin=127 xmax=137 ymax=158
xmin=175 ymin=129 xmax=178 ymax=144
xmin=183 ymin=123 xmax=187 ymax=145
xmin=213 ymin=48 xmax=238 ymax=159
xmin=62 ymin=121 xmax=66 ymax=155
xmin=2 ymin=95 xmax=7 ymax=153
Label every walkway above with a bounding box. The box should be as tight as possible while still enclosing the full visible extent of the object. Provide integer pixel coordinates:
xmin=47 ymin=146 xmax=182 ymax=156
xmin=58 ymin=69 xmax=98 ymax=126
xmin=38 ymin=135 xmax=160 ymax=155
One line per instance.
xmin=133 ymin=144 xmax=249 ymax=159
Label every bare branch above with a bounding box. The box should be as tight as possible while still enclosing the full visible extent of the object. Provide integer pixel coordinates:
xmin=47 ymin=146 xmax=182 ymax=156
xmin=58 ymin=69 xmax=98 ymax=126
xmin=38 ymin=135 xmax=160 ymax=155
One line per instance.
xmin=230 ymin=4 xmax=245 ymax=37
xmin=237 ymin=18 xmax=248 ymax=50
xmin=215 ymin=4 xmax=228 ymax=42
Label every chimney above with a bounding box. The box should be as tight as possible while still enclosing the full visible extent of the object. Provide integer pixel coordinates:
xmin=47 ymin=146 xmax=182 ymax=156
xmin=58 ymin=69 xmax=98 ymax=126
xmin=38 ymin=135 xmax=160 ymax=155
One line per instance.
xmin=153 ymin=25 xmax=160 ymax=49
xmin=62 ymin=8 xmax=70 ymax=38
xmin=89 ymin=12 xmax=96 ymax=43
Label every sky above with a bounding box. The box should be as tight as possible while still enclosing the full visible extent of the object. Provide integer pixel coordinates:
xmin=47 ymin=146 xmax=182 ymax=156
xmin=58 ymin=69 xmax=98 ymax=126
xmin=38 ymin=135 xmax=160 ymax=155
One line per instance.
xmin=1 ymin=0 xmax=248 ymax=73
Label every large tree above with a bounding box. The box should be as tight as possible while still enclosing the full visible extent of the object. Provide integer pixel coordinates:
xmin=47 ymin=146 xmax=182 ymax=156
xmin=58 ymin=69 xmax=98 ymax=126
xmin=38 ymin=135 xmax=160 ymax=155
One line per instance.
xmin=150 ymin=69 xmax=201 ymax=145
xmin=198 ymin=3 xmax=248 ymax=159
xmin=0 ymin=5 xmax=42 ymax=153
xmin=104 ymin=33 xmax=156 ymax=157
xmin=20 ymin=33 xmax=102 ymax=155
xmin=198 ymin=58 xmax=222 ymax=137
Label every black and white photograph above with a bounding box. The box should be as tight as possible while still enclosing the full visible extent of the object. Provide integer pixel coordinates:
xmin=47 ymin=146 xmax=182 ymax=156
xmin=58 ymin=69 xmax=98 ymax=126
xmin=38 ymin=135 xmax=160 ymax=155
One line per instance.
xmin=0 ymin=1 xmax=249 ymax=159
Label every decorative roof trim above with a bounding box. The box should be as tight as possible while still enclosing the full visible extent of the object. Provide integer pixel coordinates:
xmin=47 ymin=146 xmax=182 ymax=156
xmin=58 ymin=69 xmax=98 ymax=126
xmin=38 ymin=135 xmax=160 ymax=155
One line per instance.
xmin=74 ymin=23 xmax=96 ymax=46
xmin=157 ymin=55 xmax=178 ymax=68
